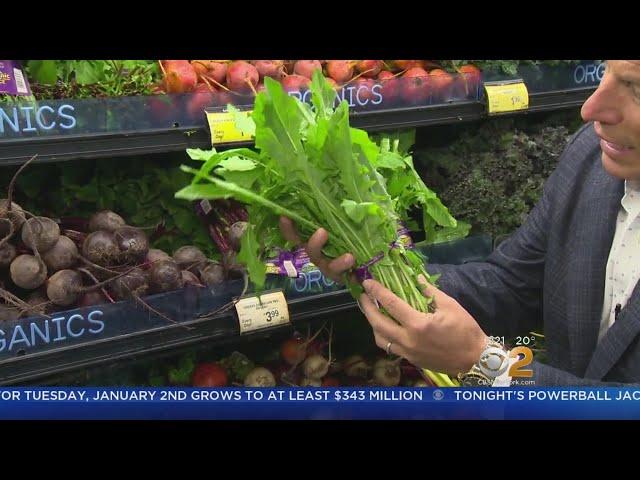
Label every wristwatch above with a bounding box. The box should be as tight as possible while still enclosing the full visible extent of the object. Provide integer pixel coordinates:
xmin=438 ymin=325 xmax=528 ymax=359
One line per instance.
xmin=457 ymin=338 xmax=510 ymax=387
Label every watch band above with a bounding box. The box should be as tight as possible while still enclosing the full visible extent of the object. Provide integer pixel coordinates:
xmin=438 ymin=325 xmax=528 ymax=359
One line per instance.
xmin=457 ymin=338 xmax=510 ymax=387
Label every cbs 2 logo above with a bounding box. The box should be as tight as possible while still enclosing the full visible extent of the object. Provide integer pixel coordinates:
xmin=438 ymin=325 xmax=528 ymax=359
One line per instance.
xmin=509 ymin=346 xmax=533 ymax=378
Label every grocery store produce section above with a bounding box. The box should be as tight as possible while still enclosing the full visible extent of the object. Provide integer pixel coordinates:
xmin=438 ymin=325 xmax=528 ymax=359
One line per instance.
xmin=0 ymin=59 xmax=598 ymax=386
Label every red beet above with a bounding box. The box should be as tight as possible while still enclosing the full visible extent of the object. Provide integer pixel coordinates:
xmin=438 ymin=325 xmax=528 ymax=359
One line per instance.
xmin=455 ymin=64 xmax=482 ymax=97
xmin=353 ymin=77 xmax=376 ymax=106
xmin=226 ymin=61 xmax=259 ymax=93
xmin=163 ymin=61 xmax=198 ymax=94
xmin=356 ymin=60 xmax=383 ymax=77
xmin=281 ymin=75 xmax=311 ymax=93
xmin=253 ymin=60 xmax=285 ymax=80
xmin=401 ymin=67 xmax=431 ymax=105
xmin=293 ymin=60 xmax=322 ymax=79
xmin=326 ymin=60 xmax=354 ymax=83
xmin=429 ymin=68 xmax=455 ymax=100
xmin=187 ymin=84 xmax=217 ymax=119
xmin=392 ymin=60 xmax=426 ymax=71
xmin=378 ymin=71 xmax=401 ymax=105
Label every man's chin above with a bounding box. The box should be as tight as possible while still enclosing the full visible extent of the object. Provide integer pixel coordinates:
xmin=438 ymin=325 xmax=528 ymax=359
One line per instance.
xmin=601 ymin=152 xmax=640 ymax=180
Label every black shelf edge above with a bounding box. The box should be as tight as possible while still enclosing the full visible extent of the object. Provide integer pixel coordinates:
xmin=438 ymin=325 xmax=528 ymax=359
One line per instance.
xmin=0 ymin=87 xmax=596 ymax=165
xmin=0 ymin=289 xmax=357 ymax=385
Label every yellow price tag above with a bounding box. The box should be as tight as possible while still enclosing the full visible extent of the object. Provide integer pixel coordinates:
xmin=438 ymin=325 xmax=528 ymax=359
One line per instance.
xmin=484 ymin=80 xmax=529 ymax=114
xmin=206 ymin=110 xmax=254 ymax=145
xmin=235 ymin=290 xmax=290 ymax=334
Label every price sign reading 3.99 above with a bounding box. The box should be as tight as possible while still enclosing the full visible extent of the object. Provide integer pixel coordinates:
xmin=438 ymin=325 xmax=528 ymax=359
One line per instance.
xmin=235 ymin=290 xmax=290 ymax=334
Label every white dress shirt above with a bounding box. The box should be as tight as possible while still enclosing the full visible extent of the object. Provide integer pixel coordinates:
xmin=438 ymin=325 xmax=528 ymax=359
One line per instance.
xmin=599 ymin=180 xmax=640 ymax=342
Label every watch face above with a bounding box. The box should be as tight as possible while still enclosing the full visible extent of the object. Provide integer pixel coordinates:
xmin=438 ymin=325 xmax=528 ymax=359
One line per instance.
xmin=478 ymin=346 xmax=509 ymax=379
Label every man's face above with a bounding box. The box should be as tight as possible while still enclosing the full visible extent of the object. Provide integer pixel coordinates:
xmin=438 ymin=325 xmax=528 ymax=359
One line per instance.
xmin=581 ymin=60 xmax=640 ymax=180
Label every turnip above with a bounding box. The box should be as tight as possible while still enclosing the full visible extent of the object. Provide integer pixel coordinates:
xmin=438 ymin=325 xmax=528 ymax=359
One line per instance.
xmin=300 ymin=377 xmax=322 ymax=387
xmin=372 ymin=358 xmax=402 ymax=386
xmin=199 ymin=262 xmax=225 ymax=287
xmin=10 ymin=254 xmax=47 ymax=290
xmin=82 ymin=230 xmax=120 ymax=267
xmin=280 ymin=337 xmax=307 ymax=366
xmin=0 ymin=242 xmax=17 ymax=268
xmin=148 ymin=259 xmax=183 ymax=293
xmin=42 ymin=235 xmax=78 ymax=272
xmin=302 ymin=354 xmax=329 ymax=380
xmin=243 ymin=367 xmax=276 ymax=387
xmin=21 ymin=217 xmax=60 ymax=253
xmin=114 ymin=226 xmax=149 ymax=263
xmin=226 ymin=61 xmax=259 ymax=94
xmin=293 ymin=60 xmax=322 ymax=79
xmin=326 ymin=60 xmax=354 ymax=83
xmin=173 ymin=245 xmax=207 ymax=271
xmin=343 ymin=355 xmax=370 ymax=378
xmin=88 ymin=210 xmax=126 ymax=233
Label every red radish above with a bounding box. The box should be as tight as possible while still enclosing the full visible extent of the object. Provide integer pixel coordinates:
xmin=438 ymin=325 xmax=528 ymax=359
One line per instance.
xmin=302 ymin=354 xmax=329 ymax=380
xmin=244 ymin=367 xmax=276 ymax=387
xmin=226 ymin=61 xmax=259 ymax=93
xmin=429 ymin=68 xmax=454 ymax=100
xmin=326 ymin=60 xmax=354 ymax=83
xmin=164 ymin=62 xmax=198 ymax=94
xmin=378 ymin=70 xmax=400 ymax=104
xmin=356 ymin=60 xmax=383 ymax=77
xmin=321 ymin=377 xmax=340 ymax=387
xmin=280 ymin=337 xmax=307 ymax=366
xmin=192 ymin=362 xmax=228 ymax=387
xmin=253 ymin=60 xmax=285 ymax=80
xmin=392 ymin=60 xmax=426 ymax=71
xmin=401 ymin=67 xmax=430 ymax=105
xmin=281 ymin=74 xmax=311 ymax=93
xmin=293 ymin=60 xmax=322 ymax=79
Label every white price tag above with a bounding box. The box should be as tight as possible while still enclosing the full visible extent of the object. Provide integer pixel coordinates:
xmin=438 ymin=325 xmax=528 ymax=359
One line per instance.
xmin=235 ymin=290 xmax=290 ymax=334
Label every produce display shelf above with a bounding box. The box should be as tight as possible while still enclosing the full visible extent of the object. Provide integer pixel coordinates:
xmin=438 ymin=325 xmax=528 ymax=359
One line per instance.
xmin=0 ymin=87 xmax=596 ymax=166
xmin=0 ymin=236 xmax=492 ymax=385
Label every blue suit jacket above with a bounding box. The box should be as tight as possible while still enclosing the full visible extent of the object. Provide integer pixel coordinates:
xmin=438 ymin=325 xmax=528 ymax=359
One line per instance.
xmin=429 ymin=123 xmax=640 ymax=385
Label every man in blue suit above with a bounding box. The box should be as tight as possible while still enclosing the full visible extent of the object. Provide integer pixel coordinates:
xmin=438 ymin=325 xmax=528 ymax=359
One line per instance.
xmin=280 ymin=60 xmax=640 ymax=385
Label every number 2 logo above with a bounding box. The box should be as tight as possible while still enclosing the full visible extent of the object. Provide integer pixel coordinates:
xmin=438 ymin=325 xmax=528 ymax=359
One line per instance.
xmin=509 ymin=346 xmax=533 ymax=378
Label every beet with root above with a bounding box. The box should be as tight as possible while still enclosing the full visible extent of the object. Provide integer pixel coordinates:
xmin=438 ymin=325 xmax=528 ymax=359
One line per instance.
xmin=114 ymin=226 xmax=149 ymax=263
xmin=146 ymin=248 xmax=171 ymax=265
xmin=0 ymin=242 xmax=17 ymax=268
xmin=0 ymin=199 xmax=25 ymax=238
xmin=88 ymin=210 xmax=126 ymax=233
xmin=10 ymin=254 xmax=48 ymax=290
xmin=173 ymin=245 xmax=207 ymax=271
xmin=199 ymin=262 xmax=225 ymax=287
xmin=111 ymin=267 xmax=149 ymax=300
xmin=43 ymin=235 xmax=78 ymax=272
xmin=149 ymin=260 xmax=183 ymax=293
xmin=21 ymin=217 xmax=60 ymax=253
xmin=82 ymin=230 xmax=120 ymax=267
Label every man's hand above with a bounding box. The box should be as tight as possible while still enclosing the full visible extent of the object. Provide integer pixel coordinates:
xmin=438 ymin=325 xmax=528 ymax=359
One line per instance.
xmin=279 ymin=216 xmax=355 ymax=283
xmin=359 ymin=278 xmax=488 ymax=376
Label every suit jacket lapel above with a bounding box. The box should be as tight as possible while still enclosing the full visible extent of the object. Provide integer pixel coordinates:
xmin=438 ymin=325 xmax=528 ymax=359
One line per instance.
xmin=568 ymin=167 xmax=623 ymax=376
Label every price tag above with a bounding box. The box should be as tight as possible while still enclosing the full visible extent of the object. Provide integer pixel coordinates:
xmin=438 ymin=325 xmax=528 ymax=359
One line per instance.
xmin=205 ymin=110 xmax=253 ymax=145
xmin=235 ymin=290 xmax=290 ymax=334
xmin=484 ymin=80 xmax=529 ymax=114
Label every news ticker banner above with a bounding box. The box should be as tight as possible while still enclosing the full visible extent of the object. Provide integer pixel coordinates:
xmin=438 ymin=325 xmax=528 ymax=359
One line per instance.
xmin=1 ymin=387 xmax=640 ymax=420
